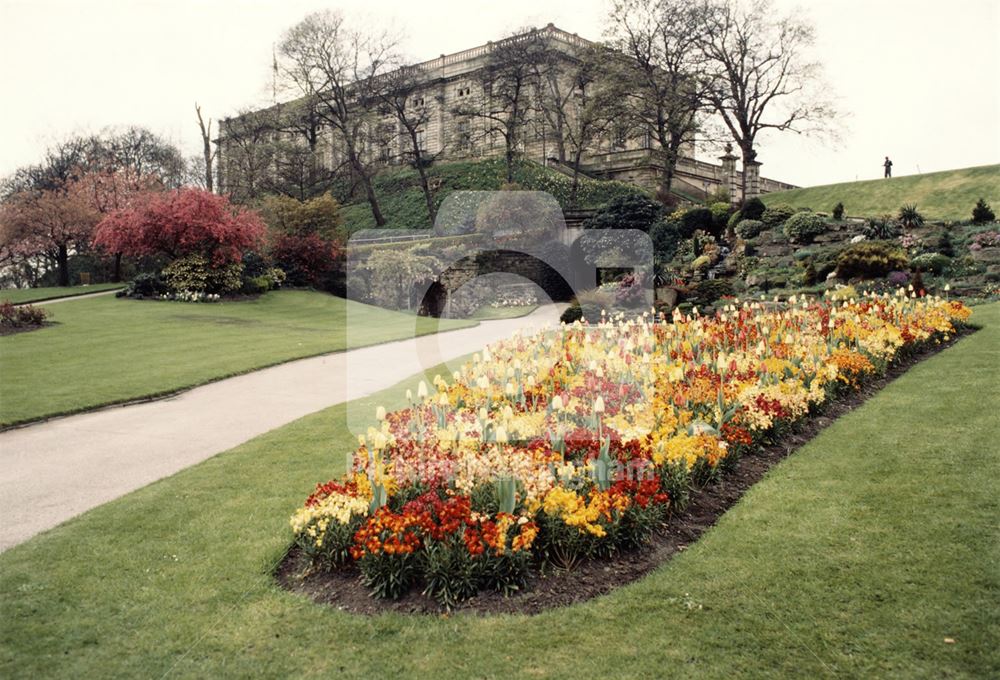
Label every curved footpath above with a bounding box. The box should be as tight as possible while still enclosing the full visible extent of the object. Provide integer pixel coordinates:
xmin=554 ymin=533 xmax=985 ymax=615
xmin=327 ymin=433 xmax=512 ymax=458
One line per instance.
xmin=0 ymin=304 xmax=563 ymax=552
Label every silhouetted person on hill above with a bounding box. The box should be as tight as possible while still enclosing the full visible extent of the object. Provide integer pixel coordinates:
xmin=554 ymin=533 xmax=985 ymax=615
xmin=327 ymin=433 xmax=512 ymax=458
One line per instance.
xmin=884 ymin=156 xmax=893 ymax=178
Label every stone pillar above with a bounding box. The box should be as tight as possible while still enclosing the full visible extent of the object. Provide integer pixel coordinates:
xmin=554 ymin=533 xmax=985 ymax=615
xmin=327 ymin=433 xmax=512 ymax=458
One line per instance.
xmin=744 ymin=160 xmax=762 ymax=200
xmin=718 ymin=145 xmax=739 ymax=205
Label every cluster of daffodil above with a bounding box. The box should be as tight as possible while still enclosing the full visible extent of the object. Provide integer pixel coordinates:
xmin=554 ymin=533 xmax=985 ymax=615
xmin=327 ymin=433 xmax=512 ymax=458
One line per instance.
xmin=289 ymin=290 xmax=970 ymax=600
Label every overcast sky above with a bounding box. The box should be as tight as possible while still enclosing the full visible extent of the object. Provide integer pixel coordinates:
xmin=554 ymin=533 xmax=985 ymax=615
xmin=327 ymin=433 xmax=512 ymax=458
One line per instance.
xmin=1 ymin=0 xmax=997 ymax=188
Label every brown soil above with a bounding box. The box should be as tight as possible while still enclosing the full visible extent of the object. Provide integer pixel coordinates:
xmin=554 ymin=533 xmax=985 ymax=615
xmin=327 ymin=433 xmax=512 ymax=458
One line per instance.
xmin=275 ymin=329 xmax=975 ymax=616
xmin=0 ymin=321 xmax=52 ymax=337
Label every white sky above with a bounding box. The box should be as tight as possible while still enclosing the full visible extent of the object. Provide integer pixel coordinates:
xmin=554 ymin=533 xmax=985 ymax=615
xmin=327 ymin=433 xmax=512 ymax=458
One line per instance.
xmin=1 ymin=0 xmax=998 ymax=188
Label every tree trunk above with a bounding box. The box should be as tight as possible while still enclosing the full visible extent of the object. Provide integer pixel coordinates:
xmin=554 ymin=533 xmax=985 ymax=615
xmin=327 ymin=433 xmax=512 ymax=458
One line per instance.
xmin=57 ymin=244 xmax=70 ymax=287
xmin=409 ymin=128 xmax=437 ymax=225
xmin=739 ymin=143 xmax=756 ymax=204
xmin=416 ymin=165 xmax=436 ymax=225
xmin=505 ymin=140 xmax=515 ymax=184
xmin=360 ymin=172 xmax=385 ymax=227
xmin=112 ymin=252 xmax=123 ymax=283
xmin=569 ymin=148 xmax=584 ymax=207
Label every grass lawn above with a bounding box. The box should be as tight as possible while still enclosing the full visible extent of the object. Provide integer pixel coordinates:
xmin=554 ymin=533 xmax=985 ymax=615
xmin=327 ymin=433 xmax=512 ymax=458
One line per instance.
xmin=470 ymin=304 xmax=539 ymax=320
xmin=0 ymin=284 xmax=122 ymax=305
xmin=1 ymin=305 xmax=997 ymax=678
xmin=763 ymin=163 xmax=1000 ymax=221
xmin=0 ymin=290 xmax=473 ymax=427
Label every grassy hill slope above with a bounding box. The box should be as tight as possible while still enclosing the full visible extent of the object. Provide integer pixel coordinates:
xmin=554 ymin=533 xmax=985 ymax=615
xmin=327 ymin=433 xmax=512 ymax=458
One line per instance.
xmin=339 ymin=158 xmax=644 ymax=233
xmin=762 ymin=164 xmax=1000 ymax=222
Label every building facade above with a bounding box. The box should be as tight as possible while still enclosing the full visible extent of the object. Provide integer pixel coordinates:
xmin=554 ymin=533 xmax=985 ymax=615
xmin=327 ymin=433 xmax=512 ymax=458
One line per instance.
xmin=217 ymin=24 xmax=794 ymax=205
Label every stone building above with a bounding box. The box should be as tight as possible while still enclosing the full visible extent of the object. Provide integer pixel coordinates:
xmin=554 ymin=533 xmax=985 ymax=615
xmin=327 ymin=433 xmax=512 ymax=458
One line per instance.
xmin=217 ymin=24 xmax=794 ymax=205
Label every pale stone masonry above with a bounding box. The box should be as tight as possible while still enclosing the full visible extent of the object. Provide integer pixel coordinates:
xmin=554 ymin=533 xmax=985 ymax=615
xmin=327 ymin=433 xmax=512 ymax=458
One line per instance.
xmin=217 ymin=24 xmax=795 ymax=205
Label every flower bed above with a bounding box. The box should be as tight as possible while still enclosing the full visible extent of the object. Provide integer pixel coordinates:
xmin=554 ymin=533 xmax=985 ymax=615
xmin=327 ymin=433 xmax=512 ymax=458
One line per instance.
xmin=0 ymin=301 xmax=49 ymax=335
xmin=286 ymin=291 xmax=971 ymax=609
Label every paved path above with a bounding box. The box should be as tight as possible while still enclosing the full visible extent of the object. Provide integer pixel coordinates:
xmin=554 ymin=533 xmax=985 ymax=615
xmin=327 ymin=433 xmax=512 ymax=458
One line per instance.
xmin=0 ymin=304 xmax=563 ymax=552
xmin=17 ymin=289 xmax=122 ymax=306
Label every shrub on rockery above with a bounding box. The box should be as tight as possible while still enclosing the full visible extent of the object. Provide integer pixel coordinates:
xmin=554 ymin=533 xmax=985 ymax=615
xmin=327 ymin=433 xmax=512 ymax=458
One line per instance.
xmin=736 ymin=218 xmax=766 ymax=240
xmin=760 ymin=203 xmax=797 ymax=227
xmin=782 ymin=212 xmax=827 ymax=243
xmin=836 ymin=241 xmax=909 ymax=280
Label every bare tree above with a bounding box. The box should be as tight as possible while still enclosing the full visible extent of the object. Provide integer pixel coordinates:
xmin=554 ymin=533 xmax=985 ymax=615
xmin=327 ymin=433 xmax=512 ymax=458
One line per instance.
xmin=453 ymin=29 xmax=544 ymax=183
xmin=217 ymin=107 xmax=282 ymax=202
xmin=606 ymin=0 xmax=707 ymax=195
xmin=277 ymin=10 xmax=397 ymax=227
xmin=555 ymin=45 xmax=625 ymax=205
xmin=376 ymin=65 xmax=444 ymax=224
xmin=195 ymin=103 xmax=217 ymax=192
xmin=696 ymin=0 xmax=834 ymax=197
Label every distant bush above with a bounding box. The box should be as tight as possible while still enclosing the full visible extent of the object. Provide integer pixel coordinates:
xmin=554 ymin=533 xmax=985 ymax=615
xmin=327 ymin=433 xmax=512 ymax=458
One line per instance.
xmin=679 ymin=207 xmax=715 ymax=237
xmin=760 ymin=204 xmax=796 ymax=227
xmin=690 ymin=279 xmax=733 ymax=305
xmin=710 ymin=202 xmax=734 ymax=232
xmin=832 ymin=202 xmax=845 ymax=220
xmin=936 ymin=229 xmax=956 ymax=257
xmin=735 ymin=219 xmax=766 ymax=239
xmin=801 ymin=259 xmax=819 ymax=286
xmin=740 ymin=197 xmax=766 ymax=221
xmin=782 ymin=212 xmax=827 ymax=243
xmin=119 ymin=272 xmax=168 ymax=298
xmin=560 ymin=303 xmax=583 ymax=324
xmin=583 ymin=194 xmax=663 ymax=231
xmin=897 ymin=204 xmax=924 ymax=230
xmin=161 ymin=254 xmax=244 ymax=295
xmin=0 ymin=301 xmax=48 ymax=329
xmin=259 ymin=193 xmax=344 ymax=240
xmin=650 ymin=220 xmax=682 ymax=261
xmin=862 ymin=215 xmax=901 ymax=240
xmin=270 ymin=233 xmax=342 ymax=288
xmin=836 ymin=241 xmax=909 ymax=280
xmin=972 ymin=198 xmax=996 ymax=225
xmin=909 ymin=252 xmax=951 ymax=275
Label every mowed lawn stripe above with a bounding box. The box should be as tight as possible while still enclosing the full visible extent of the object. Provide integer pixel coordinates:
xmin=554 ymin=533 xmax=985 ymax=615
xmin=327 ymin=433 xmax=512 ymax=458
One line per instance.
xmin=0 ymin=290 xmax=472 ymax=426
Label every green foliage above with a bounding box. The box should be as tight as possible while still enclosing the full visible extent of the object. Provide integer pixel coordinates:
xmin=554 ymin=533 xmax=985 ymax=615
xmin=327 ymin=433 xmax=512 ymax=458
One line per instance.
xmin=340 ymin=159 xmax=645 ymax=232
xmin=832 ymin=202 xmax=845 ymax=220
xmin=560 ymin=303 xmax=583 ymax=324
xmin=836 ymin=241 xmax=909 ymax=280
xmin=359 ymin=550 xmax=419 ymax=600
xmin=259 ymin=193 xmax=343 ymax=240
xmin=421 ymin=539 xmax=480 ymax=608
xmin=650 ymin=220 xmax=682 ymax=261
xmin=741 ymin=197 xmax=766 ymax=221
xmin=802 ymin=259 xmax=819 ymax=286
xmin=909 ymin=252 xmax=951 ymax=275
xmin=972 ymin=198 xmax=996 ymax=224
xmin=707 ymin=186 xmax=731 ymax=205
xmin=120 ymin=273 xmax=168 ymax=298
xmin=936 ymin=229 xmax=955 ymax=257
xmin=862 ymin=215 xmax=901 ymax=240
xmin=760 ymin=203 xmax=796 ymax=227
xmin=897 ymin=204 xmax=924 ymax=230
xmin=679 ymin=207 xmax=715 ymax=237
xmin=241 ymin=268 xmax=286 ymax=295
xmin=727 ymin=209 xmax=744 ymax=232
xmin=362 ymin=247 xmax=441 ymax=309
xmin=583 ymin=194 xmax=663 ymax=231
xmin=710 ymin=202 xmax=734 ymax=231
xmin=161 ymin=254 xmax=244 ymax=295
xmin=689 ymin=279 xmax=733 ymax=305
xmin=782 ymin=212 xmax=827 ymax=243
